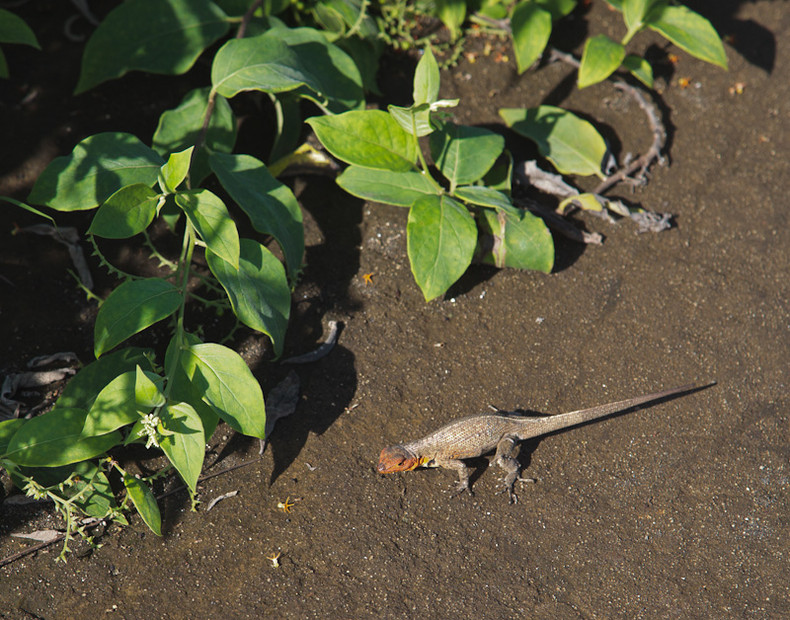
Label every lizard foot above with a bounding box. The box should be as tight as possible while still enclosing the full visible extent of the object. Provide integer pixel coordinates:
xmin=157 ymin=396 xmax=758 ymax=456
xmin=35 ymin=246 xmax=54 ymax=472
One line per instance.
xmin=448 ymin=480 xmax=474 ymax=499
xmin=497 ymin=476 xmax=536 ymax=504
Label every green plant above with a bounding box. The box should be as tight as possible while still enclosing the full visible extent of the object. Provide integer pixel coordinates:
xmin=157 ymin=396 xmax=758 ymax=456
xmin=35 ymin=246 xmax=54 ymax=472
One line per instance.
xmin=0 ymin=8 xmax=40 ymax=78
xmin=309 ymin=47 xmax=553 ymax=300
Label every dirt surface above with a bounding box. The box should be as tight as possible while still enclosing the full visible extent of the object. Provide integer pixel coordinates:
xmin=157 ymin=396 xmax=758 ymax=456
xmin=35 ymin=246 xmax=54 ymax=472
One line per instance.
xmin=1 ymin=1 xmax=788 ymax=618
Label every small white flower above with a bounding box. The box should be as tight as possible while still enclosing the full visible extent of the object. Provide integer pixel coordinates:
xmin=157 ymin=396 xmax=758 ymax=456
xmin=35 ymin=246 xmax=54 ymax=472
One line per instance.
xmin=138 ymin=413 xmax=161 ymax=449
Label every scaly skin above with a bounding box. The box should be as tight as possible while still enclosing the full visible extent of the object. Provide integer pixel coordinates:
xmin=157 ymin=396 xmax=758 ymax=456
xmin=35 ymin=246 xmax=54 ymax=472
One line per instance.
xmin=377 ymin=383 xmax=712 ymax=503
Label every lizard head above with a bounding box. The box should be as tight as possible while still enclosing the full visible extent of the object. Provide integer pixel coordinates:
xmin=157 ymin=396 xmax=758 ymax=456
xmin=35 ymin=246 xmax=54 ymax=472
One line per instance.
xmin=377 ymin=445 xmax=420 ymax=473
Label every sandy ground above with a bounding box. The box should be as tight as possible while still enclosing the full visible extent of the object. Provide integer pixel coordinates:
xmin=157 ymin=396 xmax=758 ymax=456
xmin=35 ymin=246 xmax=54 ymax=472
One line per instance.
xmin=1 ymin=1 xmax=788 ymax=617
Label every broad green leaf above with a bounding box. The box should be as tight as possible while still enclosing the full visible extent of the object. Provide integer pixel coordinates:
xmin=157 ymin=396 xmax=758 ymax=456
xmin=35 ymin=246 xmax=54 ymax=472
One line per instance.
xmin=623 ymin=54 xmax=653 ymax=87
xmin=0 ymin=9 xmax=40 ymax=48
xmin=175 ymin=189 xmax=240 ymax=269
xmin=123 ymin=474 xmax=162 ymax=536
xmin=307 ymin=110 xmax=417 ymax=171
xmin=578 ymin=34 xmax=626 ymax=88
xmin=206 ymin=239 xmax=290 ymax=357
xmin=76 ymin=0 xmax=229 ymax=93
xmin=436 ymin=0 xmax=466 ymax=40
xmin=413 ymin=46 xmax=440 ymax=104
xmin=152 ymin=87 xmax=236 ymax=185
xmin=160 ymin=402 xmax=204 ymax=493
xmin=212 ymin=32 xmax=307 ymax=97
xmin=4 ymin=408 xmax=121 ymax=467
xmin=209 ymin=152 xmax=303 ymax=281
xmin=57 ymin=348 xmax=154 ymax=410
xmin=623 ymin=0 xmax=655 ymax=37
xmin=28 ymin=133 xmax=164 ymax=211
xmin=477 ymin=209 xmax=554 ymax=271
xmin=94 ymin=279 xmax=181 ymax=358
xmin=88 ymin=184 xmax=160 ymax=239
xmin=453 ymin=186 xmax=521 ymax=217
xmin=387 ymin=103 xmax=434 ymax=138
xmin=269 ymin=27 xmax=364 ymax=113
xmin=83 ymin=370 xmax=145 ymax=437
xmin=181 ymin=343 xmax=266 ymax=438
xmin=337 ymin=167 xmax=440 ymax=206
xmin=500 ymin=106 xmax=607 ymax=177
xmin=647 ymin=4 xmax=727 ymax=70
xmin=164 ymin=333 xmax=219 ymax=440
xmin=511 ymin=2 xmax=552 ymax=74
xmin=407 ymin=195 xmax=477 ymax=301
xmin=0 ymin=197 xmax=54 ymax=225
xmin=0 ymin=419 xmax=25 ymax=455
xmin=212 ymin=29 xmax=363 ymax=112
xmin=429 ymin=122 xmax=505 ymax=188
xmin=535 ymin=0 xmax=577 ymax=20
xmin=135 ymin=365 xmax=166 ymax=409
xmin=159 ymin=147 xmax=194 ymax=193
xmin=482 ymin=150 xmax=513 ymax=193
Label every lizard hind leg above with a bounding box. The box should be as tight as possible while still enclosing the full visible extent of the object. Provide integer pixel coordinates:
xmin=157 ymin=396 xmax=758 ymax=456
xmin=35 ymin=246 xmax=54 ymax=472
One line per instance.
xmin=494 ymin=435 xmax=535 ymax=504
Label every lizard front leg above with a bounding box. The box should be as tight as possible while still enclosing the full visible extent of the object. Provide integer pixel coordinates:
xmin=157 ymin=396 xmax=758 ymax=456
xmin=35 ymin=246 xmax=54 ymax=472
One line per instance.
xmin=434 ymin=457 xmax=473 ymax=497
xmin=494 ymin=435 xmax=535 ymax=504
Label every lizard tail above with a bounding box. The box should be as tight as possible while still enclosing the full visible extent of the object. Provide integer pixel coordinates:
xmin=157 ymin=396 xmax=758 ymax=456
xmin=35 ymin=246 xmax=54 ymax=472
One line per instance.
xmin=519 ymin=382 xmax=715 ymax=440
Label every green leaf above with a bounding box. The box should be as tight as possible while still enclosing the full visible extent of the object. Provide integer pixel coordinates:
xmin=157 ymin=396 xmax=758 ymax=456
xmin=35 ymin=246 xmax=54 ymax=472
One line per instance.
xmin=0 ymin=419 xmax=25 ymax=455
xmin=413 ymin=46 xmax=440 ymax=104
xmin=0 ymin=197 xmax=55 ymax=225
xmin=180 ymin=343 xmax=266 ymax=438
xmin=159 ymin=147 xmax=194 ymax=193
xmin=535 ymin=0 xmax=577 ymax=21
xmin=647 ymin=4 xmax=727 ymax=70
xmin=500 ymin=105 xmax=607 ymax=177
xmin=407 ymin=195 xmax=477 ymax=301
xmin=61 ymin=461 xmax=117 ymax=518
xmin=152 ymin=87 xmax=236 ymax=185
xmin=212 ymin=32 xmax=306 ymax=97
xmin=337 ymin=167 xmax=440 ymax=207
xmin=0 ymin=9 xmax=40 ymax=48
xmin=206 ymin=239 xmax=291 ymax=357
xmin=387 ymin=103 xmax=434 ymax=138
xmin=623 ymin=54 xmax=653 ymax=87
xmin=209 ymin=152 xmax=303 ymax=282
xmin=159 ymin=402 xmax=204 ymax=493
xmin=164 ymin=333 xmax=219 ymax=441
xmin=57 ymin=348 xmax=154 ymax=410
xmin=94 ymin=279 xmax=182 ymax=358
xmin=83 ymin=370 xmax=143 ymax=437
xmin=578 ymin=34 xmax=626 ymax=88
xmin=482 ymin=150 xmax=513 ymax=193
xmin=175 ymin=189 xmax=240 ymax=269
xmin=510 ymin=2 xmax=552 ymax=74
xmin=88 ymin=184 xmax=160 ymax=239
xmin=123 ymin=474 xmax=162 ymax=536
xmin=4 ymin=408 xmax=121 ymax=467
xmin=623 ymin=0 xmax=654 ymax=37
xmin=435 ymin=0 xmax=466 ymax=40
xmin=307 ymin=110 xmax=417 ymax=171
xmin=135 ymin=365 xmax=166 ymax=409
xmin=28 ymin=133 xmax=164 ymax=211
xmin=76 ymin=0 xmax=229 ymax=93
xmin=453 ymin=186 xmax=521 ymax=217
xmin=477 ymin=209 xmax=554 ymax=271
xmin=429 ymin=122 xmax=505 ymax=188
xmin=212 ymin=28 xmax=364 ymax=112
xmin=269 ymin=27 xmax=364 ymax=113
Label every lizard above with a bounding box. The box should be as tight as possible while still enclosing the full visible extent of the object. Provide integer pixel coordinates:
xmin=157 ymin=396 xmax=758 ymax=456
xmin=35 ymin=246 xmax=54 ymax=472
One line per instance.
xmin=377 ymin=382 xmax=712 ymax=503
